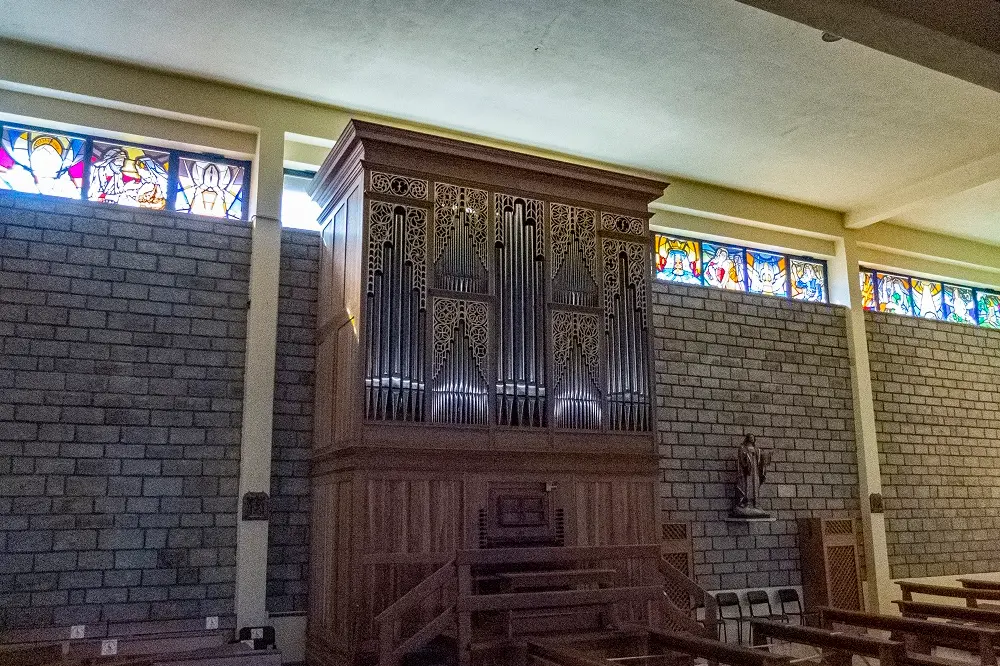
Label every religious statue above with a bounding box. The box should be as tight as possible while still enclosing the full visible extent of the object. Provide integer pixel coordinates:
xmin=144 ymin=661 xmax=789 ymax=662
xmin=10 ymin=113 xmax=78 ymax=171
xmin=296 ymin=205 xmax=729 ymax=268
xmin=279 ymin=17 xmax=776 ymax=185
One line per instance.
xmin=731 ymin=434 xmax=771 ymax=519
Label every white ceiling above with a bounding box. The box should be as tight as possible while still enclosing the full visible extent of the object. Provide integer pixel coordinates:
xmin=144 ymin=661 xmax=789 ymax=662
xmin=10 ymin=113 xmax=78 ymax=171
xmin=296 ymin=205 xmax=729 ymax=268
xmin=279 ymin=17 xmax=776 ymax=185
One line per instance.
xmin=2 ymin=0 xmax=1000 ymax=239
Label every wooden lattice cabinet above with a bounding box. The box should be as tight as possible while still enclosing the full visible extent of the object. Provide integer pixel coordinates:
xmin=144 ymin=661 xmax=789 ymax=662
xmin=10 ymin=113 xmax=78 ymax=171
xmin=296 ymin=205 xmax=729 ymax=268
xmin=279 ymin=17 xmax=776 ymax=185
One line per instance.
xmin=307 ymin=121 xmax=668 ymax=665
xmin=798 ymin=517 xmax=864 ymax=613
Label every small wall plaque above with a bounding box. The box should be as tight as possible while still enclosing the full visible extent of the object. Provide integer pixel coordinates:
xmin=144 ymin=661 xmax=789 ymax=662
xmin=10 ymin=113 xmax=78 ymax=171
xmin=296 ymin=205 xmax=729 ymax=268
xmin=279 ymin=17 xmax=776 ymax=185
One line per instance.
xmin=242 ymin=492 xmax=270 ymax=521
xmin=869 ymin=492 xmax=884 ymax=514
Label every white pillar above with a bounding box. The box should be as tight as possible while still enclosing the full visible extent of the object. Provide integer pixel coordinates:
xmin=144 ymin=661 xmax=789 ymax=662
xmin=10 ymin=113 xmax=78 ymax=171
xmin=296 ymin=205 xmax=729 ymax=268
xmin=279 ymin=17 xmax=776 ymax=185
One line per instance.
xmin=234 ymin=128 xmax=284 ymax=628
xmin=830 ymin=236 xmax=894 ymax=613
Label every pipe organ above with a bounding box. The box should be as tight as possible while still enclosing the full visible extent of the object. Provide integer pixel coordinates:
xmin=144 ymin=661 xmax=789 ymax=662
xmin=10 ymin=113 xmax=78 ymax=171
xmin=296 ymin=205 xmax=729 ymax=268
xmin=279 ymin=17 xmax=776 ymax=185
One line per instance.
xmin=308 ymin=121 xmax=669 ymax=666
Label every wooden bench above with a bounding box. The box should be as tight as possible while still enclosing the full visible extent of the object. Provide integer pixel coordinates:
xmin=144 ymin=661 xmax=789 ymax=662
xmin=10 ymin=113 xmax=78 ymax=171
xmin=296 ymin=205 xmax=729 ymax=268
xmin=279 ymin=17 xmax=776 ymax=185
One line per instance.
xmin=750 ymin=618 xmax=908 ymax=666
xmin=898 ymin=581 xmax=1000 ymax=608
xmin=820 ymin=606 xmax=1000 ymax=666
xmin=528 ymin=626 xmax=789 ymax=666
xmin=895 ymin=599 xmax=1000 ymax=627
xmin=961 ymin=579 xmax=1000 ymax=592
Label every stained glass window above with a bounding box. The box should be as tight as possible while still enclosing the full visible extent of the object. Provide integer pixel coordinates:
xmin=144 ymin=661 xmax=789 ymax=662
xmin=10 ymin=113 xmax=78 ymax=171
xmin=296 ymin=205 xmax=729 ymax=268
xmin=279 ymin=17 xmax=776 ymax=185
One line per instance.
xmin=943 ymin=284 xmax=976 ymax=325
xmin=651 ymin=233 xmax=828 ymax=303
xmin=977 ymin=291 xmax=1000 ymax=329
xmin=0 ymin=121 xmax=250 ymax=220
xmin=746 ymin=249 xmax=788 ymax=297
xmin=790 ymin=258 xmax=826 ymax=302
xmin=0 ymin=126 xmax=85 ymax=198
xmin=911 ymin=279 xmax=943 ymax=319
xmin=861 ymin=268 xmax=1000 ymax=330
xmin=860 ymin=271 xmax=875 ymax=311
xmin=875 ymin=272 xmax=913 ymax=316
xmin=89 ymin=141 xmax=170 ymax=209
xmin=655 ymin=234 xmax=701 ymax=285
xmin=174 ymin=157 xmax=247 ymax=220
xmin=701 ymin=242 xmax=745 ymax=291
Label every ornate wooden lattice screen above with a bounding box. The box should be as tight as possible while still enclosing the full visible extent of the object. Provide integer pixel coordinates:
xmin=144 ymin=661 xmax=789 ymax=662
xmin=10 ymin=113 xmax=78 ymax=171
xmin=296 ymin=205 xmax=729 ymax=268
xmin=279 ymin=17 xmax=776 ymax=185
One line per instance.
xmin=798 ymin=517 xmax=865 ymax=613
xmin=341 ymin=156 xmax=660 ymax=431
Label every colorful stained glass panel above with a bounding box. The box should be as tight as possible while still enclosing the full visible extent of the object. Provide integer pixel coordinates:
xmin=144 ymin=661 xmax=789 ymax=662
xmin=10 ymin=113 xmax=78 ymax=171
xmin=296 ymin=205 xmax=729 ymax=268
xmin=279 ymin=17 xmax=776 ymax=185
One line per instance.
xmin=701 ymin=242 xmax=745 ymax=291
xmin=860 ymin=271 xmax=875 ymax=311
xmin=943 ymin=284 xmax=976 ymax=325
xmin=911 ymin=279 xmax=943 ymax=319
xmin=89 ymin=141 xmax=170 ymax=209
xmin=746 ymin=249 xmax=788 ymax=297
xmin=977 ymin=291 xmax=1000 ymax=329
xmin=0 ymin=126 xmax=85 ymax=198
xmin=875 ymin=272 xmax=913 ymax=316
xmin=654 ymin=234 xmax=701 ymax=285
xmin=790 ymin=258 xmax=826 ymax=302
xmin=174 ymin=157 xmax=246 ymax=219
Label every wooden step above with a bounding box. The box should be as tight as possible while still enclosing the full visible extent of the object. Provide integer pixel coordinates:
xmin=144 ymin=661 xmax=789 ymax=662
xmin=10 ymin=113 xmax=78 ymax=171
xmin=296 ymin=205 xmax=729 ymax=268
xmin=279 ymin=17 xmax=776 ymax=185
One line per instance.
xmin=66 ymin=630 xmax=230 ymax=658
xmin=498 ymin=568 xmax=619 ymax=590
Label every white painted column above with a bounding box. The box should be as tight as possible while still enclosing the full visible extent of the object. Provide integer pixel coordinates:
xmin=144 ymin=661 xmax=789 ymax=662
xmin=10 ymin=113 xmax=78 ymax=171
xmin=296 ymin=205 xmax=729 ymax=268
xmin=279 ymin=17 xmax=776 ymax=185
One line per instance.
xmin=829 ymin=236 xmax=894 ymax=613
xmin=235 ymin=128 xmax=284 ymax=628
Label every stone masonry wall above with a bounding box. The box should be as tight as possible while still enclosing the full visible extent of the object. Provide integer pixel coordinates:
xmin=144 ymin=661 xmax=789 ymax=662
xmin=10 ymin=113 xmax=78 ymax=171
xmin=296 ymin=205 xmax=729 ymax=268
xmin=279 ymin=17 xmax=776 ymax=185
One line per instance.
xmin=0 ymin=191 xmax=249 ymax=630
xmin=266 ymin=229 xmax=318 ymax=613
xmin=652 ymin=281 xmax=860 ymax=590
xmin=867 ymin=311 xmax=1000 ymax=579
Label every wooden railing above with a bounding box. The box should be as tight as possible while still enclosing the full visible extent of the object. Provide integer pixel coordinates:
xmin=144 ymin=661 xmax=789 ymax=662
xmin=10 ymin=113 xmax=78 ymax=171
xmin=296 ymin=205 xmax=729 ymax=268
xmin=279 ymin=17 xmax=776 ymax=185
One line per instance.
xmin=659 ymin=555 xmax=719 ymax=637
xmin=372 ymin=544 xmax=720 ymax=666
xmin=373 ymin=559 xmax=456 ymax=666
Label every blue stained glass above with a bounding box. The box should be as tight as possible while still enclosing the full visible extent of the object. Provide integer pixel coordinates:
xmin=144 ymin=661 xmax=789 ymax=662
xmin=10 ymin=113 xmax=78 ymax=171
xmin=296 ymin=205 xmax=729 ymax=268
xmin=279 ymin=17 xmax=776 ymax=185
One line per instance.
xmin=875 ymin=272 xmax=913 ymax=316
xmin=943 ymin=284 xmax=976 ymax=325
xmin=746 ymin=249 xmax=788 ymax=297
xmin=701 ymin=242 xmax=745 ymax=291
xmin=790 ymin=258 xmax=826 ymax=302
xmin=0 ymin=125 xmax=85 ymax=198
xmin=654 ymin=234 xmax=701 ymax=285
xmin=977 ymin=291 xmax=1000 ymax=329
xmin=911 ymin=279 xmax=943 ymax=319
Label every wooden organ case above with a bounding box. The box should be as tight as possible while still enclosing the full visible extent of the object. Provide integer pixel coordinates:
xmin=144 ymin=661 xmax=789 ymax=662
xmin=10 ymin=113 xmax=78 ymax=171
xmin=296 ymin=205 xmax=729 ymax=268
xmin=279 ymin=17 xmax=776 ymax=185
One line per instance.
xmin=307 ymin=121 xmax=669 ymax=665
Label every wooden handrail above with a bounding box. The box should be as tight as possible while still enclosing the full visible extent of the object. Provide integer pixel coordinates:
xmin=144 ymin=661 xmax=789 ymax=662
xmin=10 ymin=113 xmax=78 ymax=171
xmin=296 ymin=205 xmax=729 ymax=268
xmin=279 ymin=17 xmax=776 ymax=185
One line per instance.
xmin=455 ymin=544 xmax=660 ymax=566
xmin=459 ymin=585 xmax=664 ymax=613
xmin=375 ymin=559 xmax=457 ymax=666
xmin=658 ymin=556 xmax=718 ymax=637
xmin=644 ymin=627 xmax=789 ymax=666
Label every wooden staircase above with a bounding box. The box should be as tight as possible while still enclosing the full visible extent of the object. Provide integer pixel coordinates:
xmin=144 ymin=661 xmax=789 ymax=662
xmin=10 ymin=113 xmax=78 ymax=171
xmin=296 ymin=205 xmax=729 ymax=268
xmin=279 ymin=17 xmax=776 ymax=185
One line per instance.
xmin=372 ymin=545 xmax=720 ymax=666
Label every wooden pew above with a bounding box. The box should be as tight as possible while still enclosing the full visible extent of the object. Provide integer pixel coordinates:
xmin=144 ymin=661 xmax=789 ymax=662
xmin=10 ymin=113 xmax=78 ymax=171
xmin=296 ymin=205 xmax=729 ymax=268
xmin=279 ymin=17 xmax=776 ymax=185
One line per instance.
xmin=961 ymin=579 xmax=1000 ymax=592
xmin=820 ymin=606 xmax=1000 ymax=666
xmin=528 ymin=626 xmax=789 ymax=666
xmin=750 ymin=618 xmax=912 ymax=666
xmin=895 ymin=599 xmax=1000 ymax=627
xmin=897 ymin=581 xmax=1000 ymax=608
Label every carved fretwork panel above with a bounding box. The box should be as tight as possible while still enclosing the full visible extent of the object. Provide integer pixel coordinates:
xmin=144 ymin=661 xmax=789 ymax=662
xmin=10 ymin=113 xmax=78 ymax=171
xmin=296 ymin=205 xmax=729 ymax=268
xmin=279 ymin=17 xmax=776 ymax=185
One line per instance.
xmin=494 ymin=194 xmax=547 ymax=427
xmin=370 ymin=171 xmax=429 ymax=200
xmin=430 ymin=297 xmax=490 ymax=424
xmin=551 ymin=310 xmax=602 ymax=430
xmin=601 ymin=212 xmax=646 ymax=236
xmin=365 ymin=201 xmax=427 ymax=421
xmin=602 ymin=238 xmax=650 ymax=431
xmin=433 ymin=183 xmax=489 ymax=293
xmin=550 ymin=203 xmax=599 ymax=307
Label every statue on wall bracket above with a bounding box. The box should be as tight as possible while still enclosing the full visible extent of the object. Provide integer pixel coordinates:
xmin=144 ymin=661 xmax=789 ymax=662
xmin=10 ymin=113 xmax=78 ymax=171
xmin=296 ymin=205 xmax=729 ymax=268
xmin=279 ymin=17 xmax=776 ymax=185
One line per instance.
xmin=730 ymin=434 xmax=771 ymax=519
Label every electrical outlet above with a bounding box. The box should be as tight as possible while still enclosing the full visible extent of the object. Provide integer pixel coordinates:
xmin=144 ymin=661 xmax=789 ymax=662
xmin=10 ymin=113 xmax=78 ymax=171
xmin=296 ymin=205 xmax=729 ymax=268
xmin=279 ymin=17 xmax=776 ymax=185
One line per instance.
xmin=100 ymin=639 xmax=118 ymax=656
xmin=205 ymin=616 xmax=219 ymax=630
xmin=70 ymin=625 xmax=86 ymax=639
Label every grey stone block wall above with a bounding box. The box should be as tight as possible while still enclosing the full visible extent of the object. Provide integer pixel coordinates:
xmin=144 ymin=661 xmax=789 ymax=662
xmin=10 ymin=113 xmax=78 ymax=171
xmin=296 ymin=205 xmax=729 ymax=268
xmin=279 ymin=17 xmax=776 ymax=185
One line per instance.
xmin=867 ymin=311 xmax=1000 ymax=579
xmin=266 ymin=229 xmax=318 ymax=613
xmin=652 ymin=281 xmax=860 ymax=590
xmin=0 ymin=190 xmax=249 ymax=630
